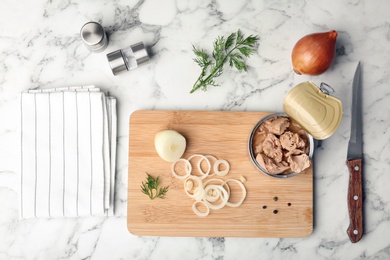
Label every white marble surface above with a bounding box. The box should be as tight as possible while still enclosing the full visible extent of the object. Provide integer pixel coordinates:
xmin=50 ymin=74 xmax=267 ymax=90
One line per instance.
xmin=1 ymin=0 xmax=389 ymax=259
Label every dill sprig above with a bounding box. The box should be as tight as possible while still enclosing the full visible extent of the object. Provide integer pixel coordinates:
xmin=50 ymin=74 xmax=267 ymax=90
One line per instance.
xmin=140 ymin=173 xmax=169 ymax=200
xmin=190 ymin=30 xmax=259 ymax=93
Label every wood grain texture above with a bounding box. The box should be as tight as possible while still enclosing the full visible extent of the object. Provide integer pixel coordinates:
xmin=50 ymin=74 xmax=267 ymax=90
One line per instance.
xmin=127 ymin=110 xmax=313 ymax=237
xmin=346 ymin=159 xmax=363 ymax=243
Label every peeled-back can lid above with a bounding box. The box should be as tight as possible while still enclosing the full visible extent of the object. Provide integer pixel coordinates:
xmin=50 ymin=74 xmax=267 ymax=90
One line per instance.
xmin=283 ymin=81 xmax=343 ymax=140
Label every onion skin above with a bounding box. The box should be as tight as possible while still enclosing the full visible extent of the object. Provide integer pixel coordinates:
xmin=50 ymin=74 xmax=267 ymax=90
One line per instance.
xmin=292 ymin=30 xmax=338 ymax=75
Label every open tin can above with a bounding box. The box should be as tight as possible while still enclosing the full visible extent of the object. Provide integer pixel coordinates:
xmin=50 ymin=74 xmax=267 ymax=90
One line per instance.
xmin=248 ymin=81 xmax=343 ymax=178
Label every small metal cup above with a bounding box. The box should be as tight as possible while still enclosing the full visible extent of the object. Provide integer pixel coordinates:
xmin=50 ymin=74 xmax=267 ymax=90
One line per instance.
xmin=80 ymin=21 xmax=108 ymax=53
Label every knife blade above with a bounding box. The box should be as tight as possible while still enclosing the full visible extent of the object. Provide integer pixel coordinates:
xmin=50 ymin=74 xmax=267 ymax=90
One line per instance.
xmin=346 ymin=62 xmax=363 ymax=243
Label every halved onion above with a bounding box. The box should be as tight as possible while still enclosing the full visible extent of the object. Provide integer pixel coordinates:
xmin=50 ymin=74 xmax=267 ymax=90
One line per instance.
xmin=155 ymin=130 xmax=186 ymax=162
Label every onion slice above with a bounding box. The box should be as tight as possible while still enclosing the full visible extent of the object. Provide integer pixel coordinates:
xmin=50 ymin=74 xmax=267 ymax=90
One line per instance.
xmin=188 ymin=154 xmax=211 ymax=179
xmin=193 ymin=187 xmax=206 ymax=202
xmin=192 ymin=201 xmax=210 ymax=217
xmin=204 ymin=184 xmax=229 ymax=210
xmin=224 ymin=179 xmax=247 ymax=207
xmin=184 ymin=176 xmax=203 ymax=199
xmin=214 ymin=159 xmax=230 ymax=176
xmin=205 ymin=187 xmax=220 ymax=202
xmin=171 ymin=158 xmax=191 ymax=179
xmin=203 ymin=178 xmax=231 ymax=196
xmin=200 ymin=155 xmax=218 ymax=177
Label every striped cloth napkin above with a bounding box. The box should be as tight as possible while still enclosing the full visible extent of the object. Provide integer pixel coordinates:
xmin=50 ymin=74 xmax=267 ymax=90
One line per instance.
xmin=19 ymin=86 xmax=116 ymax=218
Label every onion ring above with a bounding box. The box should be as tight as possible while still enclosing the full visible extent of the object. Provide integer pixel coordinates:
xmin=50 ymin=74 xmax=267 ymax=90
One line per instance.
xmin=204 ymin=185 xmax=229 ymax=210
xmin=224 ymin=179 xmax=247 ymax=207
xmin=213 ymin=159 xmax=230 ymax=176
xmin=184 ymin=176 xmax=204 ymax=199
xmin=192 ymin=201 xmax=209 ymax=217
xmin=203 ymin=178 xmax=231 ymax=197
xmin=193 ymin=187 xmax=205 ymax=202
xmin=199 ymin=155 xmax=218 ymax=177
xmin=205 ymin=187 xmax=220 ymax=202
xmin=171 ymin=158 xmax=191 ymax=179
xmin=188 ymin=154 xmax=211 ymax=179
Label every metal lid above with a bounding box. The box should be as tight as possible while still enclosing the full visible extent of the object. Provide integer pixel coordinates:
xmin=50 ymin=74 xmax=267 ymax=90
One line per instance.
xmin=107 ymin=50 xmax=128 ymax=75
xmin=283 ymin=81 xmax=343 ymax=140
xmin=80 ymin=22 xmax=108 ymax=52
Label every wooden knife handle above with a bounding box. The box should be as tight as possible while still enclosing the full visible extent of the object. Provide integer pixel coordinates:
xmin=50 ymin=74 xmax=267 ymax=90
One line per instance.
xmin=346 ymin=158 xmax=363 ymax=243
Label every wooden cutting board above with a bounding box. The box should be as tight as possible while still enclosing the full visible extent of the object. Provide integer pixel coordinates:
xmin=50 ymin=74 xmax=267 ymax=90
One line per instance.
xmin=127 ymin=110 xmax=313 ymax=237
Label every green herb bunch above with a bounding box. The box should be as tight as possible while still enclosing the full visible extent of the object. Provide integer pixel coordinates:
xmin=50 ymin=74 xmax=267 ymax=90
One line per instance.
xmin=190 ymin=30 xmax=260 ymax=93
xmin=140 ymin=173 xmax=169 ymax=200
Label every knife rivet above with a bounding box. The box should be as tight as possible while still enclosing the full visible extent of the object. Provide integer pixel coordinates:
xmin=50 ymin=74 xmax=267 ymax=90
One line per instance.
xmin=354 ymin=166 xmax=359 ymax=171
xmin=353 ymin=230 xmax=358 ymax=235
xmin=354 ymin=195 xmax=359 ymax=200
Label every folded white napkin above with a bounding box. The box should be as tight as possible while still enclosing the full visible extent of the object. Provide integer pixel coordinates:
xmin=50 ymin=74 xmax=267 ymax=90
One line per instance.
xmin=19 ymin=86 xmax=116 ymax=218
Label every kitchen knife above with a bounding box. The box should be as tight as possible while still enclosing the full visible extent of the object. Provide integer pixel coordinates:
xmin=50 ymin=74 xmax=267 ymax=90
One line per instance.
xmin=346 ymin=62 xmax=363 ymax=243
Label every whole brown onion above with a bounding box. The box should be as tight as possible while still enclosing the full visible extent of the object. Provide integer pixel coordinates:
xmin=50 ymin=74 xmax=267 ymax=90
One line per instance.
xmin=291 ymin=30 xmax=338 ymax=75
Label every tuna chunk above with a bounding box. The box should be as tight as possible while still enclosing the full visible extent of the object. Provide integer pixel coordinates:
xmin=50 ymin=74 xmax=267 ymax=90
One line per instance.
xmin=260 ymin=116 xmax=290 ymax=135
xmin=256 ymin=153 xmax=290 ymax=175
xmin=287 ymin=154 xmax=311 ymax=173
xmin=280 ymin=131 xmax=306 ymax=151
xmin=261 ymin=133 xmax=283 ymax=163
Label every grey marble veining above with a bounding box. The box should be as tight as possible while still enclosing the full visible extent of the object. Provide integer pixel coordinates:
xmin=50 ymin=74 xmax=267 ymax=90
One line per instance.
xmin=1 ymin=0 xmax=390 ymax=259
